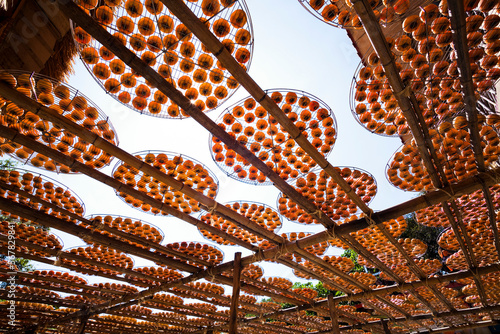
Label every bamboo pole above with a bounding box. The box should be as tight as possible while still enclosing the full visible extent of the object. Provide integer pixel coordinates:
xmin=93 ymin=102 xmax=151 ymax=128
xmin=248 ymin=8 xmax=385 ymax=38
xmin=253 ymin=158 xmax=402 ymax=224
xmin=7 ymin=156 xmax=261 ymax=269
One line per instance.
xmin=228 ymin=252 xmax=242 ymax=334
xmin=13 ymin=0 xmax=500 ymax=332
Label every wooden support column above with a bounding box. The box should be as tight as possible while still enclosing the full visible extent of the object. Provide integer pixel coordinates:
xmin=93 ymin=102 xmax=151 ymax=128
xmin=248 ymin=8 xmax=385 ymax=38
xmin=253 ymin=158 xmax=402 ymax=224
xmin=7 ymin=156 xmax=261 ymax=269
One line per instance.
xmin=229 ymin=252 xmax=242 ymax=334
xmin=76 ymin=312 xmax=90 ymax=334
xmin=327 ymin=293 xmax=340 ymax=334
xmin=381 ymin=319 xmax=391 ymax=334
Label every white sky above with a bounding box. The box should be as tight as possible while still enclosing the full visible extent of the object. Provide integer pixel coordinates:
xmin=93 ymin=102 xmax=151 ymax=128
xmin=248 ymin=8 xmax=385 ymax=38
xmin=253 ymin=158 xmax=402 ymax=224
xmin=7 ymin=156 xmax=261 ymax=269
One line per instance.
xmin=21 ymin=0 xmax=416 ymax=292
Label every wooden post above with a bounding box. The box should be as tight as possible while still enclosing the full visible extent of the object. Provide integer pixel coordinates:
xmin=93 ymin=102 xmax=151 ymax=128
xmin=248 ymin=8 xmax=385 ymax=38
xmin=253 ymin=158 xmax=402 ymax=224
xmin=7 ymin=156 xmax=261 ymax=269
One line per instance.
xmin=229 ymin=252 xmax=242 ymax=334
xmin=381 ymin=319 xmax=391 ymax=334
xmin=76 ymin=311 xmax=90 ymax=334
xmin=327 ymin=293 xmax=340 ymax=334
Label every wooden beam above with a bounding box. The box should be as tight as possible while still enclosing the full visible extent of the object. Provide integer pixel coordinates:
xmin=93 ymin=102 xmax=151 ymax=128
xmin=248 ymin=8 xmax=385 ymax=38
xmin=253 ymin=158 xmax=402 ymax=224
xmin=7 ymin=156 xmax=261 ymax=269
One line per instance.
xmin=447 ymin=0 xmax=485 ymax=171
xmin=327 ymin=293 xmax=340 ymax=334
xmin=229 ymin=252 xmax=242 ymax=334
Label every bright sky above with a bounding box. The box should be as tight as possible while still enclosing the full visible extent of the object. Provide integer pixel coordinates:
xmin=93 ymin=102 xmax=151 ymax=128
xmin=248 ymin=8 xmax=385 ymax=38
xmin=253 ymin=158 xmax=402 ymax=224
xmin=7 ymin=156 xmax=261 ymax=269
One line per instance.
xmin=23 ymin=0 xmax=416 ymax=290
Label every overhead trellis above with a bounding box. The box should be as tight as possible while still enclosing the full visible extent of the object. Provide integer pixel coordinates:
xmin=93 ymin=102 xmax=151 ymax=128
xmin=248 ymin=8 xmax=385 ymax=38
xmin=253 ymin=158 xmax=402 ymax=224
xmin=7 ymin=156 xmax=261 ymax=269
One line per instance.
xmin=0 ymin=0 xmax=500 ymax=333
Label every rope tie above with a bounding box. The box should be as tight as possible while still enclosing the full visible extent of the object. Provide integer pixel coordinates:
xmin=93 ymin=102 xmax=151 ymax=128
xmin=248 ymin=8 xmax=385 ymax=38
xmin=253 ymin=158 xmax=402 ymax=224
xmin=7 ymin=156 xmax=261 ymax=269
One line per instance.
xmin=327 ymin=226 xmax=336 ymax=240
xmin=208 ymin=202 xmax=218 ymax=225
xmin=440 ymin=187 xmax=457 ymax=202
xmin=366 ymin=211 xmax=377 ymax=229
xmin=472 ymin=268 xmax=481 ymax=281
xmin=207 ymin=267 xmax=216 ymax=282
xmin=395 ymin=85 xmax=411 ymax=98
xmin=78 ymin=231 xmax=92 ymax=242
xmin=53 ymin=250 xmax=64 ymax=266
xmin=310 ymin=209 xmax=323 ymax=219
xmin=273 ymin=243 xmax=290 ymax=261
xmin=252 ymin=249 xmax=265 ymax=263
xmin=91 ymin=220 xmax=105 ymax=233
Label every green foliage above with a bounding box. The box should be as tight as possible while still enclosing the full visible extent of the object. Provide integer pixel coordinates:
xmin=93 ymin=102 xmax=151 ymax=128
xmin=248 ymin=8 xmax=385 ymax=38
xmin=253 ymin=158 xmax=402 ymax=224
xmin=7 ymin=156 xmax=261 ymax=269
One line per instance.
xmin=0 ymin=255 xmax=34 ymax=272
xmin=340 ymin=249 xmax=364 ymax=272
xmin=291 ymin=281 xmax=330 ymax=298
xmin=0 ymin=158 xmax=17 ymax=170
xmin=0 ymin=158 xmax=34 ymax=274
xmin=400 ymin=213 xmax=443 ymax=260
xmin=259 ymin=281 xmax=341 ymax=315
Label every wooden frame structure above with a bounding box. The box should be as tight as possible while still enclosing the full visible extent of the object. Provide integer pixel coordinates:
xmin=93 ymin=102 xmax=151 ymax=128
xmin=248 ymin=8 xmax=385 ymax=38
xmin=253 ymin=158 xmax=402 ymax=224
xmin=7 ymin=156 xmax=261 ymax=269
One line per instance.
xmin=0 ymin=0 xmax=500 ymax=333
